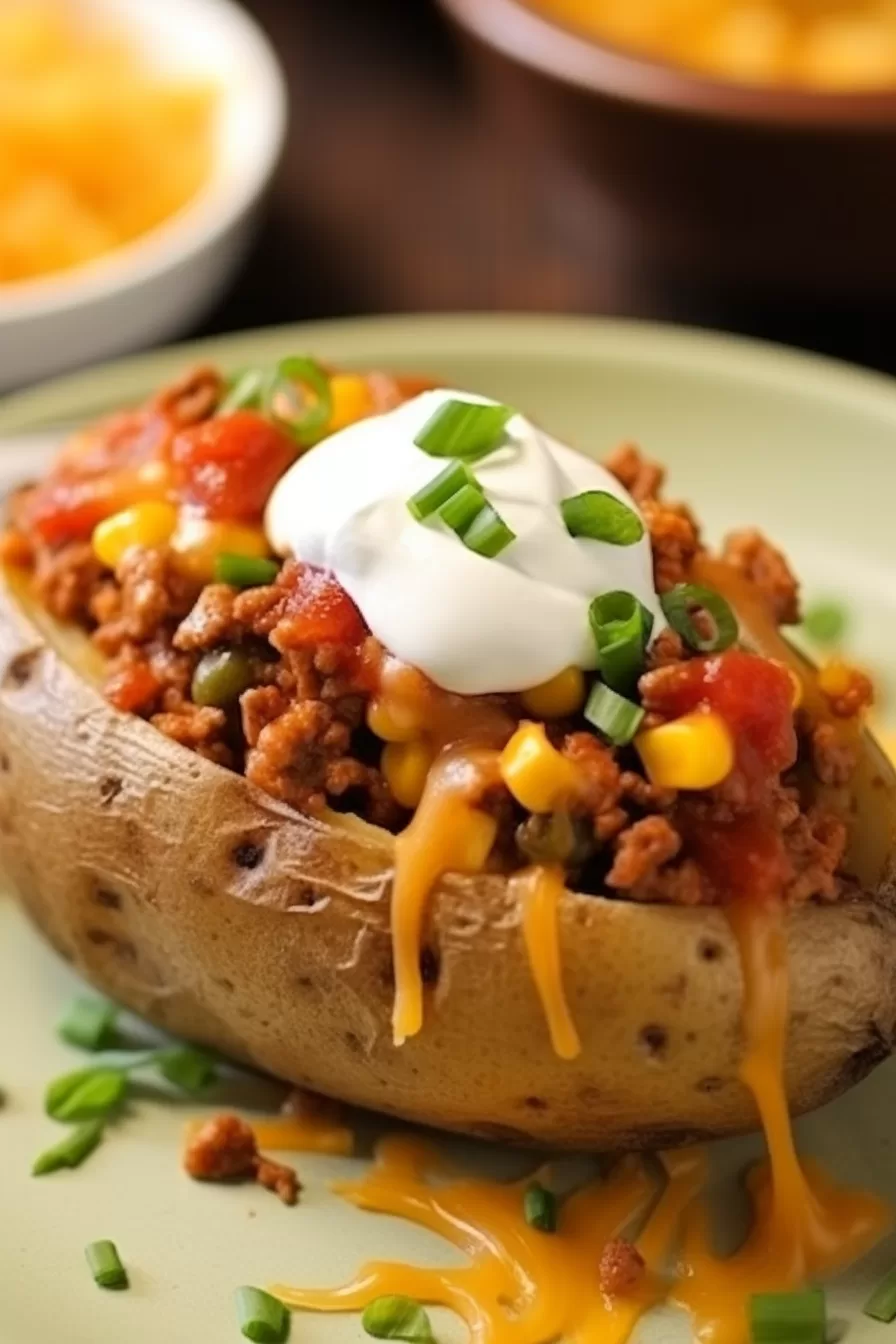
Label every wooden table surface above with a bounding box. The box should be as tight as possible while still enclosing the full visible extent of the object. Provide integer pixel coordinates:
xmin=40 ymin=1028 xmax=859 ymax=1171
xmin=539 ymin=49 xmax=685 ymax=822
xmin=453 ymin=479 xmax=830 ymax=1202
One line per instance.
xmin=199 ymin=0 xmax=896 ymax=376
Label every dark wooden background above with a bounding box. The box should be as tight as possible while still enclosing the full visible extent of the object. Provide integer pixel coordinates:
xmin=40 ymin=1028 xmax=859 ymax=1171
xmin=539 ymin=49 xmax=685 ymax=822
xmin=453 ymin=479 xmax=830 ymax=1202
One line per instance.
xmin=199 ymin=0 xmax=896 ymax=375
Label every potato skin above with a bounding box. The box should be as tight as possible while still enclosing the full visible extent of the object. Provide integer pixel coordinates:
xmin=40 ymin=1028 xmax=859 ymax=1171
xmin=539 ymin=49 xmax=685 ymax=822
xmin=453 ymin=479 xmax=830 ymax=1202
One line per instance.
xmin=0 ymin=574 xmax=895 ymax=1149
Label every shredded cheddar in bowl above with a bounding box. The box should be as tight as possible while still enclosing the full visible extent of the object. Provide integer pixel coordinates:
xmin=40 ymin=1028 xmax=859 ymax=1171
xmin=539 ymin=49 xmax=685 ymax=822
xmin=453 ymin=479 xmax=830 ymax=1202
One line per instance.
xmin=0 ymin=1 xmax=216 ymax=285
xmin=529 ymin=0 xmax=896 ymax=89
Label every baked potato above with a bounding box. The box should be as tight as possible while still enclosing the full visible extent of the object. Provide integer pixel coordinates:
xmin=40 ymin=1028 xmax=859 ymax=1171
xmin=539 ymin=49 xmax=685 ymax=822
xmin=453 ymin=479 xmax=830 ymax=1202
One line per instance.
xmin=1 ymin=362 xmax=895 ymax=1151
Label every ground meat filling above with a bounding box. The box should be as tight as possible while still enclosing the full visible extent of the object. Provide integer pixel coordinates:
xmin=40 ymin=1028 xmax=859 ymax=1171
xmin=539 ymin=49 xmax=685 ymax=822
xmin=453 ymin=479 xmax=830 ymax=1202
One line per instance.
xmin=2 ymin=384 xmax=867 ymax=908
xmin=183 ymin=1113 xmax=300 ymax=1206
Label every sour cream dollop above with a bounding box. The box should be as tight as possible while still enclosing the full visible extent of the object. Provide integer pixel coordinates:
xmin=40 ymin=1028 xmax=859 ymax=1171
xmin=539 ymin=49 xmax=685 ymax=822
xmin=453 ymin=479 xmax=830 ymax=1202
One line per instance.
xmin=265 ymin=390 xmax=662 ymax=695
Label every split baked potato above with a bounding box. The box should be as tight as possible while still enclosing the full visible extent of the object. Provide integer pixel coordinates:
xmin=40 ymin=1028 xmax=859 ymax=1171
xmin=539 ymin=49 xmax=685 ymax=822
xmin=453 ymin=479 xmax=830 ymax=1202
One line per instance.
xmin=0 ymin=569 xmax=894 ymax=1150
xmin=2 ymin=362 xmax=896 ymax=1151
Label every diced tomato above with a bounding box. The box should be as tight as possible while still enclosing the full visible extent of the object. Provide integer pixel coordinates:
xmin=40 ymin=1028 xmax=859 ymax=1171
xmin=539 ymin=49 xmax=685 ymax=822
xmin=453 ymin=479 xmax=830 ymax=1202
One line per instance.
xmin=687 ymin=812 xmax=792 ymax=903
xmin=170 ymin=411 xmax=294 ymax=521
xmin=105 ymin=662 xmax=161 ymax=714
xmin=651 ymin=651 xmax=798 ymax=902
xmin=26 ymin=465 xmax=172 ymax=546
xmin=647 ymin=650 xmax=796 ymax=787
xmin=275 ymin=567 xmax=366 ymax=649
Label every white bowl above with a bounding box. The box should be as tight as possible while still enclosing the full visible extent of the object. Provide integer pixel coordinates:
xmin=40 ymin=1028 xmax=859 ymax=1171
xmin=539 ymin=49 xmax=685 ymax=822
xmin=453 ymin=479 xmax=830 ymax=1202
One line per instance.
xmin=0 ymin=0 xmax=287 ymax=392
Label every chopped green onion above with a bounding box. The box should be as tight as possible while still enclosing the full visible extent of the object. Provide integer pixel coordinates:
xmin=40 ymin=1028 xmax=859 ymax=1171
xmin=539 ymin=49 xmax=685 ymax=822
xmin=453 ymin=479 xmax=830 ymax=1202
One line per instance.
xmin=408 ymin=461 xmax=479 ymax=521
xmin=235 ymin=1287 xmax=290 ymax=1343
xmin=863 ymin=1267 xmax=896 ymax=1322
xmin=560 ymin=491 xmax=644 ymax=546
xmin=749 ymin=1289 xmax=826 ymax=1344
xmin=461 ymin=503 xmax=516 ymax=558
xmin=660 ymin=584 xmax=738 ymax=654
xmin=590 ymin=591 xmax=654 ymax=693
xmin=214 ymin=554 xmax=280 ymax=588
xmin=191 ymin=648 xmax=254 ymax=709
xmin=154 ymin=1046 xmax=218 ymax=1094
xmin=32 ymin=1119 xmax=105 ymax=1176
xmin=219 ymin=368 xmax=268 ymax=415
xmin=219 ymin=355 xmax=332 ymax=447
xmin=85 ymin=1239 xmax=128 ymax=1289
xmin=439 ymin=482 xmax=486 ymax=535
xmin=362 ymin=1295 xmax=435 ymax=1342
xmin=414 ymin=399 xmax=513 ymax=461
xmin=524 ymin=1182 xmax=557 ymax=1233
xmin=45 ymin=1068 xmax=128 ymax=1123
xmin=270 ymin=356 xmax=333 ymax=446
xmin=584 ymin=682 xmax=645 ymax=747
xmin=804 ymin=600 xmax=848 ymax=647
xmin=58 ymin=997 xmax=119 ymax=1052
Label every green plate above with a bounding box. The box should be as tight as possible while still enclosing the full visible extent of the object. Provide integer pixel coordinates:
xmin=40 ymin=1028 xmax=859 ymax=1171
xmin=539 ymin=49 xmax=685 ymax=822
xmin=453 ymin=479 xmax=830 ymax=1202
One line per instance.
xmin=1 ymin=315 xmax=894 ymax=1344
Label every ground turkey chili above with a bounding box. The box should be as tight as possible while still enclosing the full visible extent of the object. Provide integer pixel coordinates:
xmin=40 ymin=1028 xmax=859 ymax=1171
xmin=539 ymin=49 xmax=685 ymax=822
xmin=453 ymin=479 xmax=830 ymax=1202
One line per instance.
xmin=0 ymin=359 xmax=873 ymax=908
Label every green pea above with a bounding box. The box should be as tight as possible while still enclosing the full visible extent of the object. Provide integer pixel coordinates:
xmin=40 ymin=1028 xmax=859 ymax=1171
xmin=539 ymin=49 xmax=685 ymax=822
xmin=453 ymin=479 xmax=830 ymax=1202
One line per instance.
xmin=191 ymin=648 xmax=253 ymax=708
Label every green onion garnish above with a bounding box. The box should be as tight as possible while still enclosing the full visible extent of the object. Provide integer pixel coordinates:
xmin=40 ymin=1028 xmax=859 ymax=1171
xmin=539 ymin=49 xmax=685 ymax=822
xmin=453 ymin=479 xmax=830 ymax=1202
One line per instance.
xmin=58 ymin=997 xmax=119 ymax=1052
xmin=220 ymin=355 xmax=332 ymax=447
xmin=362 ymin=1295 xmax=435 ymax=1342
xmin=85 ymin=1240 xmax=128 ymax=1289
xmin=214 ymin=554 xmax=280 ymax=588
xmin=660 ymin=584 xmax=738 ymax=654
xmin=235 ymin=1287 xmax=290 ymax=1343
xmin=45 ymin=1067 xmax=128 ymax=1123
xmin=561 ymin=491 xmax=644 ymax=546
xmin=154 ymin=1046 xmax=218 ymax=1094
xmin=219 ymin=368 xmax=267 ymax=415
xmin=749 ymin=1289 xmax=826 ymax=1344
xmin=524 ymin=1182 xmax=557 ymax=1233
xmin=414 ymin=399 xmax=513 ymax=461
xmin=803 ymin=599 xmax=848 ymax=647
xmin=408 ymin=460 xmax=479 ymax=521
xmin=439 ymin=482 xmax=486 ymax=535
xmin=271 ymin=356 xmax=333 ymax=445
xmin=864 ymin=1267 xmax=896 ymax=1322
xmin=584 ymin=682 xmax=645 ymax=746
xmin=461 ymin=503 xmax=516 ymax=558
xmin=32 ymin=1119 xmax=105 ymax=1176
xmin=590 ymin=591 xmax=654 ymax=694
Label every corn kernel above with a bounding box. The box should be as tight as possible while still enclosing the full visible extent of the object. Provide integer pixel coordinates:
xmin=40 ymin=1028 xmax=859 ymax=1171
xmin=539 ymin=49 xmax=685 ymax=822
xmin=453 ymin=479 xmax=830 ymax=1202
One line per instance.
xmin=635 ymin=710 xmax=734 ymax=791
xmin=367 ymin=698 xmax=421 ymax=743
xmin=818 ymin=659 xmax=854 ymax=700
xmin=500 ymin=722 xmax=580 ymax=814
xmin=169 ymin=516 xmax=269 ymax=584
xmin=328 ymin=374 xmax=375 ymax=433
xmin=92 ymin=500 xmax=178 ymax=570
xmin=381 ymin=740 xmax=436 ymax=810
xmin=521 ymin=666 xmax=586 ymax=719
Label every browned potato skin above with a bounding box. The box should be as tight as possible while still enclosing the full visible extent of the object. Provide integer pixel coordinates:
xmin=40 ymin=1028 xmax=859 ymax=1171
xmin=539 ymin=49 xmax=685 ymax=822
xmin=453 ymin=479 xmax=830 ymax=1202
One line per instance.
xmin=0 ymin=571 xmax=895 ymax=1149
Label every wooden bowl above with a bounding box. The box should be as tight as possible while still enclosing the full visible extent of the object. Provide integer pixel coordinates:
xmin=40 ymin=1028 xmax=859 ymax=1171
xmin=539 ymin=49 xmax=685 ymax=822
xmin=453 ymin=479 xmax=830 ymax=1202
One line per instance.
xmin=435 ymin=0 xmax=896 ymax=304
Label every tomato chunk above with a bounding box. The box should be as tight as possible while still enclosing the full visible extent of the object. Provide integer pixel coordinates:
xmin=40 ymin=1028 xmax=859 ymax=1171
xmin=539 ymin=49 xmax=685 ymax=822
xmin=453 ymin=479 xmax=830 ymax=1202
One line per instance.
xmin=170 ymin=411 xmax=294 ymax=521
xmin=275 ymin=566 xmax=366 ymax=649
xmin=646 ymin=650 xmax=796 ymax=786
xmin=105 ymin=662 xmax=161 ymax=714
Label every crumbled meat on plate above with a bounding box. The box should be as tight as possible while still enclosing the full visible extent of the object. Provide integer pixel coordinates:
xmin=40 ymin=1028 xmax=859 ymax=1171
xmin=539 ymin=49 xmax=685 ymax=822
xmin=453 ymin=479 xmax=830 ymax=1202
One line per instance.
xmin=599 ymin=1238 xmax=646 ymax=1297
xmin=183 ymin=1113 xmax=300 ymax=1206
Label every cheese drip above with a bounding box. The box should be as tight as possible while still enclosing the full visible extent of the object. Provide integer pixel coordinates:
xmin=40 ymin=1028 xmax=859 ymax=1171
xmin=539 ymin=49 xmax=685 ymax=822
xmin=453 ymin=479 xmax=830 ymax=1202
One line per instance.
xmin=670 ymin=898 xmax=890 ymax=1344
xmin=274 ymin=897 xmax=889 ymax=1344
xmin=510 ymin=864 xmax=581 ymax=1061
xmin=273 ymin=1139 xmax=704 ymax=1344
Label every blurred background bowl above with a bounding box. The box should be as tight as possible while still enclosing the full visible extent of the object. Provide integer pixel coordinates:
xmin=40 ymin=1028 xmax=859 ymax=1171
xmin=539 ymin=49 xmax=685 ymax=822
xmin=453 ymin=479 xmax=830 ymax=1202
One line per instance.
xmin=436 ymin=0 xmax=896 ymax=309
xmin=0 ymin=0 xmax=286 ymax=393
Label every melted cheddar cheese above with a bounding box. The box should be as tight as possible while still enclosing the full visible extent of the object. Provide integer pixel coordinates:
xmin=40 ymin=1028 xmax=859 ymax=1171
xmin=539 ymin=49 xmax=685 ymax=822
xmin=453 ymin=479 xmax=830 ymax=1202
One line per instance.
xmin=510 ymin=864 xmax=581 ymax=1061
xmin=274 ymin=895 xmax=889 ymax=1344
xmin=314 ymin=558 xmax=889 ymax=1344
xmin=391 ymin=748 xmax=500 ymax=1045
